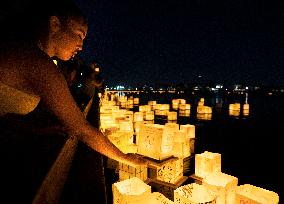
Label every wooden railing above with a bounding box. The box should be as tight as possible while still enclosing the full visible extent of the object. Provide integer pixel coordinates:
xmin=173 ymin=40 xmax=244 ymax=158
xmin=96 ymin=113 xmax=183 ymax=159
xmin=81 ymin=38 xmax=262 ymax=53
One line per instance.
xmin=32 ymin=97 xmax=94 ymax=204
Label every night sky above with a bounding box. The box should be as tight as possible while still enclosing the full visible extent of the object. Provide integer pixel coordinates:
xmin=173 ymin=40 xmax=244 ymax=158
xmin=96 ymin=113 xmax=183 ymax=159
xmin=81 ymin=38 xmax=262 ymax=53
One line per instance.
xmin=76 ymin=0 xmax=284 ymax=87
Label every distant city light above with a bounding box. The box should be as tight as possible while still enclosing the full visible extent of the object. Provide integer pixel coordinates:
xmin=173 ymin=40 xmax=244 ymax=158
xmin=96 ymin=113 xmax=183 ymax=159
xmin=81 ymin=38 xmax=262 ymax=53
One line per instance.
xmin=116 ymin=85 xmax=125 ymax=90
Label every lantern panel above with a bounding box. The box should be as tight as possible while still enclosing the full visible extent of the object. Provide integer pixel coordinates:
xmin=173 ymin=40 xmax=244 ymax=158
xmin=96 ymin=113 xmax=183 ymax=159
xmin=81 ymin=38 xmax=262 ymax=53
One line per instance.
xmin=119 ymin=162 xmax=148 ymax=182
xmin=112 ymin=177 xmax=152 ymax=204
xmin=174 ymin=183 xmax=216 ymax=204
xmin=236 ymin=184 xmax=279 ymax=204
xmin=195 ymin=151 xmax=221 ymax=178
xmin=203 ymin=172 xmax=238 ymax=204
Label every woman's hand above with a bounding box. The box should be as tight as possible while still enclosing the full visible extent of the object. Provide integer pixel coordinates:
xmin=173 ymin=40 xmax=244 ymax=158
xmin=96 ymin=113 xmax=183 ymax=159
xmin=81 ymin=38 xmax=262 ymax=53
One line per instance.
xmin=123 ymin=153 xmax=148 ymax=167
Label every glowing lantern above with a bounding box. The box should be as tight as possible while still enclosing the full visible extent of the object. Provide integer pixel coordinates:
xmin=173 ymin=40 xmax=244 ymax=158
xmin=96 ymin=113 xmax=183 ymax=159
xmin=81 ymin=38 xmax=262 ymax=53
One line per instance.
xmin=180 ymin=124 xmax=195 ymax=139
xmin=173 ymin=130 xmax=190 ymax=158
xmin=145 ymin=111 xmax=155 ymax=121
xmin=236 ymin=184 xmax=279 ymax=204
xmin=118 ymin=120 xmax=133 ymax=132
xmin=172 ymin=99 xmax=179 ymax=110
xmin=134 ymin=98 xmax=139 ymax=105
xmin=106 ymin=128 xmax=134 ymax=152
xmin=148 ymin=157 xmax=183 ymax=184
xmin=119 ymin=162 xmax=147 ymax=181
xmin=148 ymin=101 xmax=157 ymax=110
xmin=179 ymin=104 xmax=191 ymax=111
xmin=229 ymin=103 xmax=241 ymax=110
xmin=167 ymin=111 xmax=177 ymax=121
xmin=243 ymin=103 xmax=249 ymax=110
xmin=203 ymin=172 xmax=238 ymax=204
xmin=127 ymin=99 xmax=134 ymax=109
xmin=197 ymin=106 xmax=212 ymax=114
xmin=195 ymin=151 xmax=221 ymax=178
xmin=137 ymin=124 xmax=174 ymax=160
xmin=150 ymin=192 xmax=174 ymax=204
xmin=197 ymin=113 xmax=212 ymax=121
xmin=243 ymin=103 xmax=250 ymax=117
xmin=134 ymin=112 xmax=144 ymax=122
xmin=112 ymin=177 xmax=152 ymax=204
xmin=174 ymin=183 xmax=216 ymax=204
xmin=179 ymin=110 xmax=190 ymax=117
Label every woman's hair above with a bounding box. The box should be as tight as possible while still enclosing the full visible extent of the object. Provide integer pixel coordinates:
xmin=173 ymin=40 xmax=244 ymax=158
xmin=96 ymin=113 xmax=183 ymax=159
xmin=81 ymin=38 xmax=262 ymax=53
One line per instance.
xmin=1 ymin=0 xmax=87 ymax=43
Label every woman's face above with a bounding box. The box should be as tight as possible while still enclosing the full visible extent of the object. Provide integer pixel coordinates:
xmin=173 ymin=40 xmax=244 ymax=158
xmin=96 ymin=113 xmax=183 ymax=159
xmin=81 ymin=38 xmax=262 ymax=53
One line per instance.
xmin=54 ymin=17 xmax=88 ymax=61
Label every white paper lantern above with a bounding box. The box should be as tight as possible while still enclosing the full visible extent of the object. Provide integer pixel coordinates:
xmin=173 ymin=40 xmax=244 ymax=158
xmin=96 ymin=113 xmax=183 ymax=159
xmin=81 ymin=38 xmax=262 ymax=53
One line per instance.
xmin=203 ymin=172 xmax=238 ymax=204
xmin=236 ymin=184 xmax=279 ymax=204
xmin=174 ymin=183 xmax=216 ymax=204
xmin=137 ymin=124 xmax=173 ymax=160
xmin=119 ymin=162 xmax=148 ymax=182
xmin=148 ymin=157 xmax=184 ymax=184
xmin=195 ymin=151 xmax=221 ymax=178
xmin=180 ymin=124 xmax=195 ymax=139
xmin=167 ymin=111 xmax=177 ymax=121
xmin=112 ymin=177 xmax=152 ymax=204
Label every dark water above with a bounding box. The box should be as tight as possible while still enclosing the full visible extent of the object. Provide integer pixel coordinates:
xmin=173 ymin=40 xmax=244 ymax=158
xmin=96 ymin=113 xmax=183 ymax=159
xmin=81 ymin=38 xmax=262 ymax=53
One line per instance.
xmin=125 ymin=92 xmax=284 ymax=199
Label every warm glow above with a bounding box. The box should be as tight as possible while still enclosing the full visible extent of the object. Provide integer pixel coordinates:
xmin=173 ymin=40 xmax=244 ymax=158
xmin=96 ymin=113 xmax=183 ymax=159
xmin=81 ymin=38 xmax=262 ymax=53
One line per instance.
xmin=174 ymin=183 xmax=216 ymax=203
xmin=236 ymin=184 xmax=279 ymax=204
xmin=112 ymin=177 xmax=152 ymax=204
xmin=195 ymin=151 xmax=221 ymax=178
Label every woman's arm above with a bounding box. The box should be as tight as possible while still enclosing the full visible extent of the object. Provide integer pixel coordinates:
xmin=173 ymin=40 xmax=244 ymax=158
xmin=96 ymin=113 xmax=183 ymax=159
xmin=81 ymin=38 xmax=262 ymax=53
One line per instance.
xmin=26 ymin=56 xmax=146 ymax=167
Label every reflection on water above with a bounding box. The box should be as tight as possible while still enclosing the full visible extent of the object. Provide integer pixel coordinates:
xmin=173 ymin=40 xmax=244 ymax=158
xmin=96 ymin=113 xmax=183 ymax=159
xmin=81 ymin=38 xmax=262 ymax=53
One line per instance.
xmin=102 ymin=91 xmax=284 ymax=197
xmin=103 ymin=92 xmax=252 ymax=122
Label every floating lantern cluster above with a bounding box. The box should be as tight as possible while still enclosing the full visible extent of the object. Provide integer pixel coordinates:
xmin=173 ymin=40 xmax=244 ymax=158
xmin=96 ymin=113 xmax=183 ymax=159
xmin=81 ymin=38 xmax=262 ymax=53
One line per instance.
xmin=100 ymin=93 xmax=278 ymax=204
xmin=229 ymin=103 xmax=250 ymax=117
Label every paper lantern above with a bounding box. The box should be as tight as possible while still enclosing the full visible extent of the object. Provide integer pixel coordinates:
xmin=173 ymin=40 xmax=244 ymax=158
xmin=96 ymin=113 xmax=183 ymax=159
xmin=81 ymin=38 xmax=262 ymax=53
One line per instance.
xmin=180 ymin=124 xmax=195 ymax=139
xmin=173 ymin=130 xmax=190 ymax=158
xmin=137 ymin=124 xmax=173 ymax=160
xmin=229 ymin=109 xmax=240 ymax=117
xmin=197 ymin=105 xmax=212 ymax=114
xmin=145 ymin=111 xmax=155 ymax=121
xmin=147 ymin=157 xmax=184 ymax=184
xmin=229 ymin=103 xmax=241 ymax=111
xmin=195 ymin=151 xmax=221 ymax=178
xmin=236 ymin=184 xmax=279 ymax=204
xmin=172 ymin=99 xmax=179 ymax=110
xmin=150 ymin=192 xmax=174 ymax=204
xmin=179 ymin=110 xmax=190 ymax=117
xmin=112 ymin=177 xmax=152 ymax=204
xmin=119 ymin=162 xmax=148 ymax=181
xmin=134 ymin=98 xmax=139 ymax=105
xmin=174 ymin=183 xmax=216 ymax=204
xmin=167 ymin=111 xmax=177 ymax=121
xmin=197 ymin=113 xmax=212 ymax=121
xmin=118 ymin=120 xmax=133 ymax=132
xmin=134 ymin=112 xmax=144 ymax=122
xmin=179 ymin=104 xmax=191 ymax=111
xmin=148 ymin=100 xmax=157 ymax=110
xmin=203 ymin=172 xmax=238 ymax=204
xmin=127 ymin=99 xmax=134 ymax=109
xmin=107 ymin=130 xmax=134 ymax=152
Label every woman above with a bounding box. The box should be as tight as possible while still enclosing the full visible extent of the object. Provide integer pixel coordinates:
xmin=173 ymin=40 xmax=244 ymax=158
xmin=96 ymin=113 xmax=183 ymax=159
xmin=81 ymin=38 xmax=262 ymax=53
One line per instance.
xmin=0 ymin=1 xmax=146 ymax=203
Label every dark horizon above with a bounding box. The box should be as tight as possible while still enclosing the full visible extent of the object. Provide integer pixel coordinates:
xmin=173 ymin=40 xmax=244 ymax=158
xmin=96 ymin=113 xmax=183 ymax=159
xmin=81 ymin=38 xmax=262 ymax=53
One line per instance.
xmin=74 ymin=0 xmax=284 ymax=87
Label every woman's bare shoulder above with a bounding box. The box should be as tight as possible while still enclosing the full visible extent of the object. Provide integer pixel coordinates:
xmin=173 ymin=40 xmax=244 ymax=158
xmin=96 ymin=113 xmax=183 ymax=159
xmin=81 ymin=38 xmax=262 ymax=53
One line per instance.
xmin=0 ymin=41 xmax=61 ymax=91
